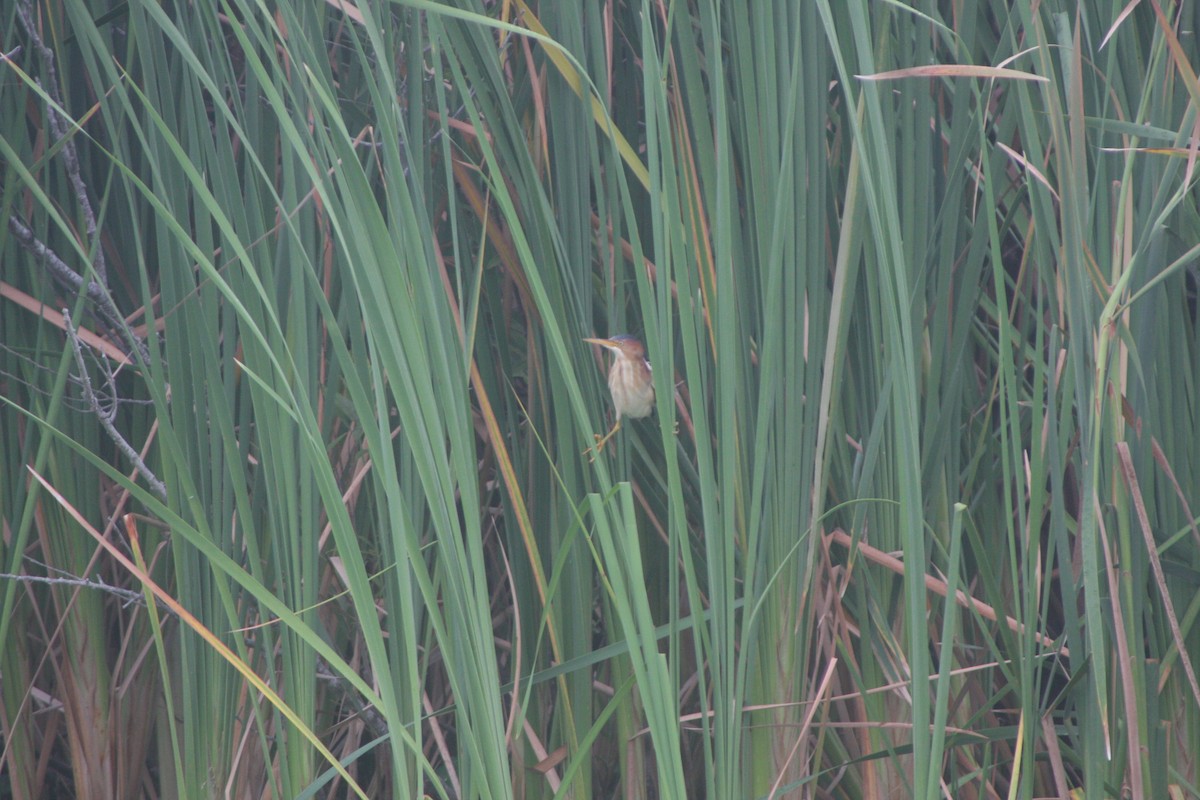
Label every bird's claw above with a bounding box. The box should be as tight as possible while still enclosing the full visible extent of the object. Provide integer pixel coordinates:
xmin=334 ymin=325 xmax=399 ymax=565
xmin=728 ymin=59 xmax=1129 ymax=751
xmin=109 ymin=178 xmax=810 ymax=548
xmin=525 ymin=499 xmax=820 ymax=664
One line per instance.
xmin=584 ymin=437 xmax=605 ymax=462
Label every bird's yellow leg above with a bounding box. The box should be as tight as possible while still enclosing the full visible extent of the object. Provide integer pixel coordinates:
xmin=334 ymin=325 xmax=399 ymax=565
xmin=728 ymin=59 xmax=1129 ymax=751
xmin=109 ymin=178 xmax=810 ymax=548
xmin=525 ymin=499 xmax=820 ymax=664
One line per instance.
xmin=585 ymin=419 xmax=622 ymax=461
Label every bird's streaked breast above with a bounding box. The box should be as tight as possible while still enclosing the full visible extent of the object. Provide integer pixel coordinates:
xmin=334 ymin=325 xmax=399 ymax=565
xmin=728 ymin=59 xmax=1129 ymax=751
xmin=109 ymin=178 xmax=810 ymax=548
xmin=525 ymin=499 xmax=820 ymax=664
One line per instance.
xmin=609 ymin=358 xmax=655 ymax=419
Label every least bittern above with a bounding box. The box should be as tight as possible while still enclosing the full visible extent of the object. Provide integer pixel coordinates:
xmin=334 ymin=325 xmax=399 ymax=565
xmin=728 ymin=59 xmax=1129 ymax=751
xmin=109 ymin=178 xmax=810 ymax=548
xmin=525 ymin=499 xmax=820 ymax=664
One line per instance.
xmin=583 ymin=335 xmax=654 ymax=458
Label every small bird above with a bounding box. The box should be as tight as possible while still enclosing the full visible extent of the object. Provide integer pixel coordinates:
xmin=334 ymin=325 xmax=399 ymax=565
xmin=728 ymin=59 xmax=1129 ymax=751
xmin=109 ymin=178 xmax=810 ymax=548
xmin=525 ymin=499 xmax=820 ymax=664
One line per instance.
xmin=583 ymin=335 xmax=654 ymax=457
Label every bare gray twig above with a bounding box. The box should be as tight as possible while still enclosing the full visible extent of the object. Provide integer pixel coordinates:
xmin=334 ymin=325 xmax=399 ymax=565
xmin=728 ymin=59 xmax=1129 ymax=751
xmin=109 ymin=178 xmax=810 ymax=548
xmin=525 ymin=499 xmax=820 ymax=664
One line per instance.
xmin=315 ymin=660 xmax=389 ymax=739
xmin=11 ymin=0 xmax=152 ymax=369
xmin=15 ymin=0 xmax=108 ymax=285
xmin=64 ymin=308 xmax=167 ymax=503
xmin=7 ymin=215 xmax=152 ymax=366
xmin=0 ymin=572 xmax=160 ymax=610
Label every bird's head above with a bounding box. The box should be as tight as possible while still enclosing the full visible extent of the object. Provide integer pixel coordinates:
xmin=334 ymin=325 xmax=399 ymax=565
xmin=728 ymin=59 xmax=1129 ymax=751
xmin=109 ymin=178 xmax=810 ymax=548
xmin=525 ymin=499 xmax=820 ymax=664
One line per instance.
xmin=583 ymin=334 xmax=646 ymax=361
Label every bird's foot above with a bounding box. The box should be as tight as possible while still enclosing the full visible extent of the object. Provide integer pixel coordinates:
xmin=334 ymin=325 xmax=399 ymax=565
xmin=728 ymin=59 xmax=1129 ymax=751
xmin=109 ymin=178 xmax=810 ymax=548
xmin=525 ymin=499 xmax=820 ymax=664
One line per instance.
xmin=585 ymin=430 xmax=618 ymax=462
